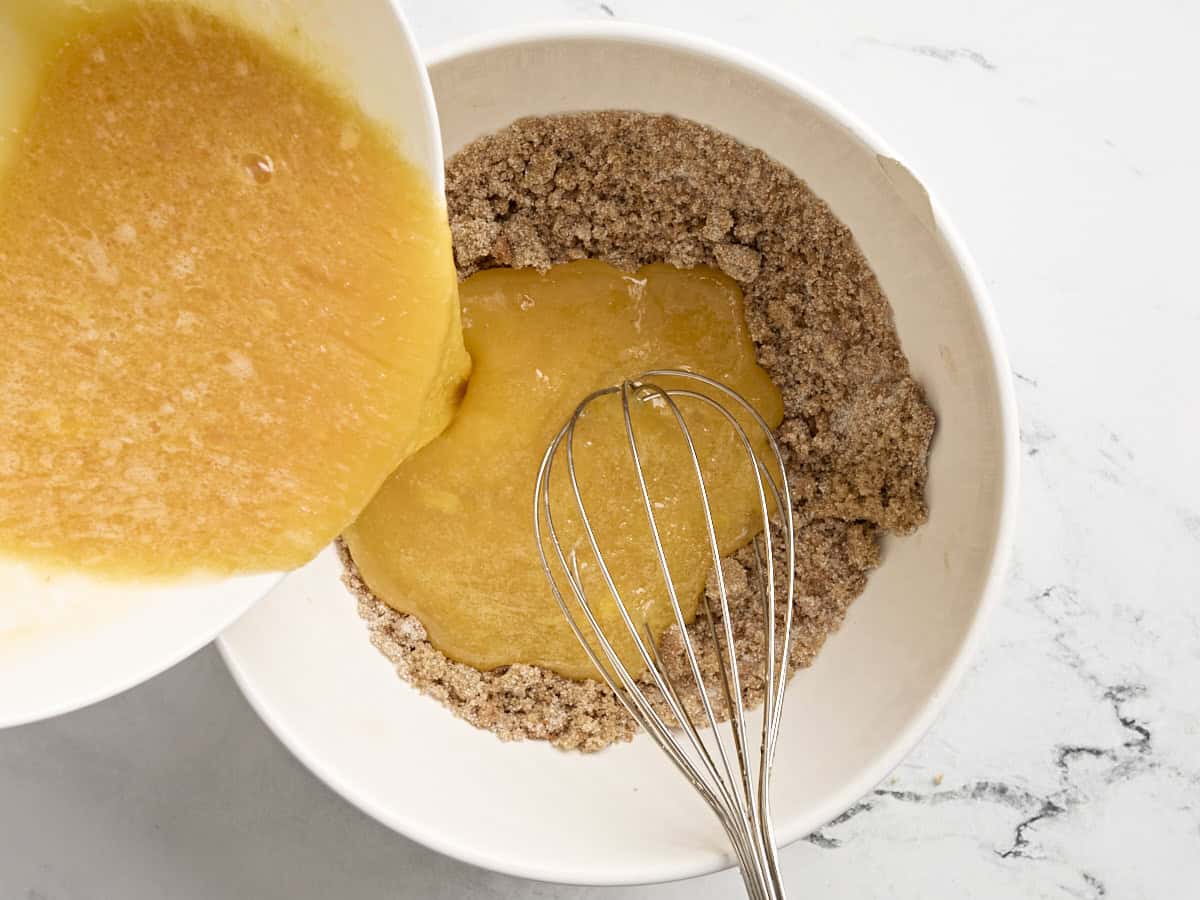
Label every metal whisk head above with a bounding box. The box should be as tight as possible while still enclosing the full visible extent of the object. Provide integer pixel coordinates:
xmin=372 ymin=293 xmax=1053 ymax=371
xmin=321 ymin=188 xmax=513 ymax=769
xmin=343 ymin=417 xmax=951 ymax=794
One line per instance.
xmin=533 ymin=369 xmax=794 ymax=900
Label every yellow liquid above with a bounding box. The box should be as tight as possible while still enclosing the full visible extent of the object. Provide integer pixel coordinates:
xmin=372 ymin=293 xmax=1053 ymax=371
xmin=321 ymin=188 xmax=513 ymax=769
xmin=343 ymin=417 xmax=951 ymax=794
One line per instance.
xmin=0 ymin=4 xmax=469 ymax=578
xmin=344 ymin=261 xmax=783 ymax=680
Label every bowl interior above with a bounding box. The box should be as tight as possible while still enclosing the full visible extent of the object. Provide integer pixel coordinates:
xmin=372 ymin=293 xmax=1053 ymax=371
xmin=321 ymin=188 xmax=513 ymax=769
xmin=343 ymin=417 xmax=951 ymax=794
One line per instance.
xmin=0 ymin=0 xmax=442 ymax=727
xmin=218 ymin=27 xmax=1016 ymax=885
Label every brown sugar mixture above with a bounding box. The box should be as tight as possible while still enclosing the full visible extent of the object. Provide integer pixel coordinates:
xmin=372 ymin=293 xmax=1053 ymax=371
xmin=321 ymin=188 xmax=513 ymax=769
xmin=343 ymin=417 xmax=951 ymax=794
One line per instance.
xmin=343 ymin=111 xmax=935 ymax=751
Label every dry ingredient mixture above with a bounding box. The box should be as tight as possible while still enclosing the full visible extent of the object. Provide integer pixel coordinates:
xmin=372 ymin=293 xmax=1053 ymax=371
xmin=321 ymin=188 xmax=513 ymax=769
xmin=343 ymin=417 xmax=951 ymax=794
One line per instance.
xmin=343 ymin=111 xmax=935 ymax=751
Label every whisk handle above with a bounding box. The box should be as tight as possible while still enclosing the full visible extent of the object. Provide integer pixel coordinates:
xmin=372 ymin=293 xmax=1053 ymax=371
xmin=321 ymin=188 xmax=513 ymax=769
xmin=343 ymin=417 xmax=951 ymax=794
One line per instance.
xmin=735 ymin=860 xmax=787 ymax=900
xmin=731 ymin=831 xmax=787 ymax=899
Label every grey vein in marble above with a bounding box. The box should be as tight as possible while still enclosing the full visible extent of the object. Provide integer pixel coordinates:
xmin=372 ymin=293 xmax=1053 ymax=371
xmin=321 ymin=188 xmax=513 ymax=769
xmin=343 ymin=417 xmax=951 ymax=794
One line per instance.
xmin=860 ymin=38 xmax=999 ymax=70
xmin=795 ymin=576 xmax=1195 ymax=896
xmin=1020 ymin=418 xmax=1056 ymax=457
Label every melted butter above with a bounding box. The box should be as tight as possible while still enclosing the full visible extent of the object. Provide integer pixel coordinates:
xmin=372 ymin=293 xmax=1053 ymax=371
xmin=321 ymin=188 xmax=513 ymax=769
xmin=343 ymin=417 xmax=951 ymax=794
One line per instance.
xmin=344 ymin=261 xmax=783 ymax=681
xmin=0 ymin=3 xmax=469 ymax=579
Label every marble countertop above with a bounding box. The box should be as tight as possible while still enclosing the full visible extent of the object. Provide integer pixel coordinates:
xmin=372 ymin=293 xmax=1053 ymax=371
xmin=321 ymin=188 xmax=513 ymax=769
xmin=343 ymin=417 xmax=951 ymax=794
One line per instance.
xmin=3 ymin=1 xmax=1198 ymax=897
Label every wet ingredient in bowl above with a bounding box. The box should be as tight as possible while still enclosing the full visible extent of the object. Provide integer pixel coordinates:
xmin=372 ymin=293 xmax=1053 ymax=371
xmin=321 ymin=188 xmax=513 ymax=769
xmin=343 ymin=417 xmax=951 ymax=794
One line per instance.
xmin=344 ymin=260 xmax=783 ymax=679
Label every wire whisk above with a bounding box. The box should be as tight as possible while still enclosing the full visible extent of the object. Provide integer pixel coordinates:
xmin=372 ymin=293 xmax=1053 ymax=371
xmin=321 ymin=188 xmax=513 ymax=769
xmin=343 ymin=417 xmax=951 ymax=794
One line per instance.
xmin=534 ymin=369 xmax=795 ymax=900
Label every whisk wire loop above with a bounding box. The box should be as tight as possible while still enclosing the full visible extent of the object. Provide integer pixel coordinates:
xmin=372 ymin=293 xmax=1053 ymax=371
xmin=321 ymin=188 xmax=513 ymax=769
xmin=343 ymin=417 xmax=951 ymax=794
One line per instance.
xmin=536 ymin=426 xmax=766 ymax=889
xmin=536 ymin=401 xmax=740 ymax=818
xmin=618 ymin=381 xmax=759 ymax=836
xmin=648 ymin=384 xmax=792 ymax=889
xmin=533 ymin=370 xmax=794 ymax=899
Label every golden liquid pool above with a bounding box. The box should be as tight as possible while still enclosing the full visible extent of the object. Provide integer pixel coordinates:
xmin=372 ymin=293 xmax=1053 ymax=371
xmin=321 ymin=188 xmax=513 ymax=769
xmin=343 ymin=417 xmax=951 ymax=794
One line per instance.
xmin=0 ymin=3 xmax=469 ymax=579
xmin=344 ymin=260 xmax=783 ymax=681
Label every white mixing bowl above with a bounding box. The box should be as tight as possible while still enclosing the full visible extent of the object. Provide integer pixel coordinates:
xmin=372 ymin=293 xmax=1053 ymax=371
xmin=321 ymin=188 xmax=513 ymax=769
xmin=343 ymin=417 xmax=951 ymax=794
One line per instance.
xmin=0 ymin=0 xmax=441 ymax=728
xmin=218 ymin=23 xmax=1019 ymax=886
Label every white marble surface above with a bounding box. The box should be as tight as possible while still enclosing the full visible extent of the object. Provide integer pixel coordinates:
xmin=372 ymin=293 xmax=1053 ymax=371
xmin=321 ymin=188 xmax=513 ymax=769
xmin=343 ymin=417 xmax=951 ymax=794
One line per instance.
xmin=3 ymin=0 xmax=1199 ymax=897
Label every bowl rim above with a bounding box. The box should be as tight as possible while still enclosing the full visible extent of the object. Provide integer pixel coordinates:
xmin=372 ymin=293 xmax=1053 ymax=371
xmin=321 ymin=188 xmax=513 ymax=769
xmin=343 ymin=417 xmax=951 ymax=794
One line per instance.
xmin=384 ymin=0 xmax=446 ymax=195
xmin=1 ymin=573 xmax=281 ymax=730
xmin=221 ymin=19 xmax=1020 ymax=886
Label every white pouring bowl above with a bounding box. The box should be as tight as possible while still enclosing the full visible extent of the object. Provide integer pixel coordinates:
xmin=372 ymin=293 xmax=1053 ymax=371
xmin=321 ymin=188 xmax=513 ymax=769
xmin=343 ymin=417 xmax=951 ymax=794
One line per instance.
xmin=218 ymin=23 xmax=1020 ymax=886
xmin=0 ymin=0 xmax=442 ymax=728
